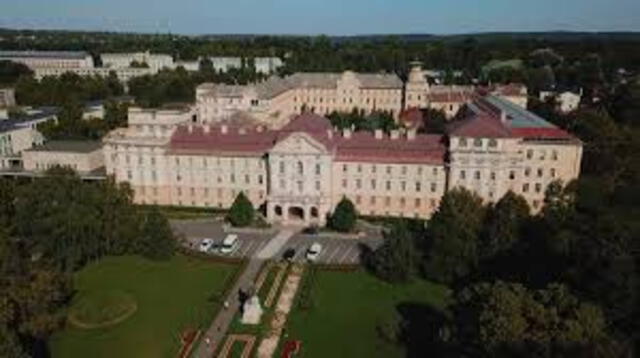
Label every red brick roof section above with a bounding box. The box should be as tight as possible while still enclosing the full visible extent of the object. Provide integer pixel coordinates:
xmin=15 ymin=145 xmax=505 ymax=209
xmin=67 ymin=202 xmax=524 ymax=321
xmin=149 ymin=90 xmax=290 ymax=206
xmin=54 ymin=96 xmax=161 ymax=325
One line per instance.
xmin=447 ymin=114 xmax=512 ymax=138
xmin=334 ymin=131 xmax=446 ymax=165
xmin=400 ymin=107 xmax=424 ymax=129
xmin=170 ymin=124 xmax=278 ymax=156
xmin=169 ymin=112 xmax=446 ymax=165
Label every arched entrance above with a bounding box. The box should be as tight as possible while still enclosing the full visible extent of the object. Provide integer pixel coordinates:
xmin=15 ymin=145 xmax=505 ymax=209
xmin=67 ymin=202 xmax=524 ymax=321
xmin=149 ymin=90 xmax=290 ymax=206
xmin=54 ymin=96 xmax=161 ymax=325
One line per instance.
xmin=288 ymin=206 xmax=305 ymax=222
xmin=310 ymin=207 xmax=319 ymax=218
xmin=274 ymin=205 xmax=283 ymax=217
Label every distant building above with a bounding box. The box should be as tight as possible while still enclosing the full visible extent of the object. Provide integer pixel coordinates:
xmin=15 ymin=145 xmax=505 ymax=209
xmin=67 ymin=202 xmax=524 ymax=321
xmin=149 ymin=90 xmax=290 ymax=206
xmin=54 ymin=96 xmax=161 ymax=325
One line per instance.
xmin=254 ymin=57 xmax=284 ymax=74
xmin=32 ymin=66 xmax=154 ymax=82
xmin=23 ymin=140 xmax=104 ymax=174
xmin=0 ymin=88 xmax=16 ymax=108
xmin=196 ymin=71 xmax=403 ymax=128
xmin=209 ymin=57 xmax=243 ymax=72
xmin=174 ymin=60 xmax=200 ymax=72
xmin=0 ymin=50 xmax=94 ymax=69
xmin=101 ymin=51 xmax=174 ymax=72
xmin=540 ymin=90 xmax=581 ymax=113
xmin=0 ymin=107 xmax=58 ymax=169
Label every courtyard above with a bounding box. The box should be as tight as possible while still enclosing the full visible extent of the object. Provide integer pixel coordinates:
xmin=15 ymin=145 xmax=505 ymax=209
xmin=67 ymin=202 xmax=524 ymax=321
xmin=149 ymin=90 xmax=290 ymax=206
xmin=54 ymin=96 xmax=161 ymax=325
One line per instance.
xmin=50 ymin=255 xmax=240 ymax=358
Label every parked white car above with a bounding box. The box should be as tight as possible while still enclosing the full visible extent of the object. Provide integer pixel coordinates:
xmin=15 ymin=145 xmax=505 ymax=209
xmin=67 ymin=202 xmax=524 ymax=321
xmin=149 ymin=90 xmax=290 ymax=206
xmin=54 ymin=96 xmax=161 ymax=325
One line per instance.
xmin=198 ymin=238 xmax=215 ymax=253
xmin=306 ymin=243 xmax=323 ymax=261
xmin=219 ymin=234 xmax=239 ymax=255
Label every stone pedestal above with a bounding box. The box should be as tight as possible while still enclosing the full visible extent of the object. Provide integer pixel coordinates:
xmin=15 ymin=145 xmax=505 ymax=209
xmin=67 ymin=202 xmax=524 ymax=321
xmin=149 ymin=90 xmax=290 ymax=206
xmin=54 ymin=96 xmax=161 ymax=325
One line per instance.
xmin=241 ymin=295 xmax=264 ymax=325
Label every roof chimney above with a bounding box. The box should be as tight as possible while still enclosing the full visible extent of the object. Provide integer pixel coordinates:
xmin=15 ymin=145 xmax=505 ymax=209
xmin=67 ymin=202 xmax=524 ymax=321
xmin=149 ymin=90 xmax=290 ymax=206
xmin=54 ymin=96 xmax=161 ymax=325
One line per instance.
xmin=343 ymin=128 xmax=352 ymax=139
xmin=374 ymin=129 xmax=383 ymax=139
xmin=407 ymin=128 xmax=416 ymax=140
xmin=500 ymin=110 xmax=507 ymax=123
xmin=221 ymin=124 xmax=228 ymax=134
xmin=390 ymin=129 xmax=400 ymax=140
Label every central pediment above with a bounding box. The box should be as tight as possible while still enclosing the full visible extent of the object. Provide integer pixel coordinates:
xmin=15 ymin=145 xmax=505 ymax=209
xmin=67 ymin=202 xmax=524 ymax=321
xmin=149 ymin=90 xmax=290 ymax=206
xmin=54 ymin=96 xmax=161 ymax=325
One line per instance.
xmin=270 ymin=132 xmax=329 ymax=155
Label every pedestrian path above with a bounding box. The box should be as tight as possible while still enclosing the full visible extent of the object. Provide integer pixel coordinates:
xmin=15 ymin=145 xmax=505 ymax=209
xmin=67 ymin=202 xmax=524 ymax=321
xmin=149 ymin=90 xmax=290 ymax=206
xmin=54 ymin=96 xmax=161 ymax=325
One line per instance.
xmin=193 ymin=228 xmax=298 ymax=358
xmin=255 ymin=228 xmax=296 ymax=259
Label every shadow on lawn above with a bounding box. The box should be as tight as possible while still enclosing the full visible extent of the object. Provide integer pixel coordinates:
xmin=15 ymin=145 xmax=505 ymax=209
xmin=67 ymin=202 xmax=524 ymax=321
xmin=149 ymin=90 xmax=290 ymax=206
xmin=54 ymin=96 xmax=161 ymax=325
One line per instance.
xmin=396 ymin=302 xmax=455 ymax=358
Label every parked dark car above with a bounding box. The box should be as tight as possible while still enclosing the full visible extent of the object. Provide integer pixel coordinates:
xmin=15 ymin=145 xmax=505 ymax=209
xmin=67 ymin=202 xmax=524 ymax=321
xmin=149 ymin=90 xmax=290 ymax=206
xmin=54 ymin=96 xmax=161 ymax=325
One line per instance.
xmin=282 ymin=248 xmax=296 ymax=261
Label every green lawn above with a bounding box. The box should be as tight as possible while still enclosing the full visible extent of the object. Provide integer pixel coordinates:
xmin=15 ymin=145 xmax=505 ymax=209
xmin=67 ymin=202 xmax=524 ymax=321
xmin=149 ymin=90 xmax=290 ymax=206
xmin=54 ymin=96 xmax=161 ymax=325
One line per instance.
xmin=50 ymin=255 xmax=238 ymax=358
xmin=283 ymin=269 xmax=451 ymax=358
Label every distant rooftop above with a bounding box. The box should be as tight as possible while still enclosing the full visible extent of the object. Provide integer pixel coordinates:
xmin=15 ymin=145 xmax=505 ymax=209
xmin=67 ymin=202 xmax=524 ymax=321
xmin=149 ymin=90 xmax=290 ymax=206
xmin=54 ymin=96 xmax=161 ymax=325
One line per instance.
xmin=27 ymin=140 xmax=102 ymax=153
xmin=0 ymin=50 xmax=90 ymax=59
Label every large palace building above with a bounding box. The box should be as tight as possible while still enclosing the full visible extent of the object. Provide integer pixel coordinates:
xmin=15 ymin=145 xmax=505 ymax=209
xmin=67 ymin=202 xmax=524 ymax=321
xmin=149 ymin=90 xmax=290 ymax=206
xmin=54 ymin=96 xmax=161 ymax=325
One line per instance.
xmin=104 ymin=91 xmax=582 ymax=225
xmin=196 ymin=71 xmax=404 ymax=128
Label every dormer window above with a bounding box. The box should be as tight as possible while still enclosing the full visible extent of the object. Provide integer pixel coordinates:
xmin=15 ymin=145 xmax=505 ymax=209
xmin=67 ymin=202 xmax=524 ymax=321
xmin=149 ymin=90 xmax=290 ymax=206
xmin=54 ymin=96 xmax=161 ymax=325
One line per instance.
xmin=459 ymin=138 xmax=467 ymax=147
xmin=474 ymin=138 xmax=483 ymax=147
xmin=488 ymin=139 xmax=497 ymax=148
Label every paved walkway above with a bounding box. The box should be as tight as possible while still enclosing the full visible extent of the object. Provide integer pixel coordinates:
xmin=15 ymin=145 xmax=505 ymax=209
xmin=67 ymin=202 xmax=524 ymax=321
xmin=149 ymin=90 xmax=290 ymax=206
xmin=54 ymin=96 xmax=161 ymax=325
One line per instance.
xmin=194 ymin=228 xmax=297 ymax=358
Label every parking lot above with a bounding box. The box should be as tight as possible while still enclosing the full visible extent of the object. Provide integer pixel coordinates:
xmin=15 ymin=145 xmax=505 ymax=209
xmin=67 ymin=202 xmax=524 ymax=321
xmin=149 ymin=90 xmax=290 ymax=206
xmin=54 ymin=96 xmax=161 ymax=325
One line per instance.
xmin=171 ymin=219 xmax=384 ymax=264
xmin=171 ymin=219 xmax=273 ymax=258
xmin=276 ymin=234 xmax=383 ymax=265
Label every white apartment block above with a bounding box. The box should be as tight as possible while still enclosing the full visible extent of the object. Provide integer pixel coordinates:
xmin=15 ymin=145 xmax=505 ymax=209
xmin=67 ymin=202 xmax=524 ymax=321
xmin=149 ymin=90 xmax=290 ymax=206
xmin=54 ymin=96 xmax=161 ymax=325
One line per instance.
xmin=0 ymin=51 xmax=94 ymax=69
xmin=101 ymin=51 xmax=174 ymax=72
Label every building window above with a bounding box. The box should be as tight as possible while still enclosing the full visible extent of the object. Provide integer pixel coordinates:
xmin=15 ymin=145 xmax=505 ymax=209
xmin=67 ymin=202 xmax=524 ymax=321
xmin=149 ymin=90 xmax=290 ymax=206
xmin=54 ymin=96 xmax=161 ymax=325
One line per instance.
xmin=279 ymin=161 xmax=285 ymax=174
xmin=459 ymin=138 xmax=467 ymax=147
xmin=400 ymin=198 xmax=406 ymax=207
xmin=525 ymin=168 xmax=531 ymax=177
xmin=401 ymin=166 xmax=407 ymax=175
xmin=488 ymin=139 xmax=497 ymax=147
xmin=371 ymin=179 xmax=376 ymax=190
xmin=356 ymin=179 xmax=362 ymax=189
xmin=386 ymin=166 xmax=392 ymax=174
xmin=527 ymin=149 xmax=533 ymax=159
xmin=490 ymin=172 xmax=496 ymax=180
xmin=401 ymin=181 xmax=406 ymax=191
xmin=550 ymin=168 xmax=556 ymax=178
xmin=315 ymin=181 xmax=320 ymax=191
xmin=230 ymin=174 xmax=235 ymax=183
xmin=259 ymin=175 xmax=264 ymax=184
xmin=386 ymin=181 xmax=391 ymax=191
xmin=297 ymin=181 xmax=303 ymax=192
xmin=415 ymin=198 xmax=421 ymax=208
xmin=415 ymin=182 xmax=421 ymax=192
xmin=523 ymin=183 xmax=529 ymax=193
xmin=431 ymin=183 xmax=437 ymax=193
xmin=533 ymin=200 xmax=540 ymax=209
xmin=371 ymin=165 xmax=377 ymax=174
xmin=357 ymin=164 xmax=362 ymax=173
xmin=552 ymin=150 xmax=558 ymax=161
xmin=245 ymin=174 xmax=250 ymax=184
xmin=315 ymin=163 xmax=321 ymax=175
xmin=343 ymin=164 xmax=348 ymax=173
xmin=342 ymin=179 xmax=347 ymax=189
xmin=535 ymin=183 xmax=542 ymax=193
xmin=433 ymin=168 xmax=438 ymax=176
xmin=509 ymin=171 xmax=515 ymax=180
xmin=539 ymin=150 xmax=546 ymax=160
xmin=460 ymin=170 xmax=466 ymax=179
xmin=475 ymin=171 xmax=481 ymax=180
xmin=537 ymin=168 xmax=543 ymax=178
xmin=279 ymin=179 xmax=285 ymax=189
xmin=297 ymin=161 xmax=304 ymax=175
xmin=127 ymin=171 xmax=132 ymax=180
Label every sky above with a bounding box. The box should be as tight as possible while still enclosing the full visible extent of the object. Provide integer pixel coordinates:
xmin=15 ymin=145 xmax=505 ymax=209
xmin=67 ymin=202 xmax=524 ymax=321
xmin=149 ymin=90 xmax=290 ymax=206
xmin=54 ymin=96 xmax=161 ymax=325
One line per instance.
xmin=1 ymin=0 xmax=639 ymax=35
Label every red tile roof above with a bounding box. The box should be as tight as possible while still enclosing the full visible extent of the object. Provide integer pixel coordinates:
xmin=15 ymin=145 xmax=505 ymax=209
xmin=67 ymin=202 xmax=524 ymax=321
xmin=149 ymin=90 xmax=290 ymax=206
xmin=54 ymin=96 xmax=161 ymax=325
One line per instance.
xmin=447 ymin=114 xmax=512 ymax=138
xmin=169 ymin=112 xmax=446 ymax=164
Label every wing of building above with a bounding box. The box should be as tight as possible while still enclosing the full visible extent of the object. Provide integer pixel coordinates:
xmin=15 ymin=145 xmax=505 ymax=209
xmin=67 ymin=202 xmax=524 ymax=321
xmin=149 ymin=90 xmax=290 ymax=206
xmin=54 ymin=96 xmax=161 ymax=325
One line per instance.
xmin=104 ymin=92 xmax=582 ymax=224
xmin=196 ymin=71 xmax=403 ymax=128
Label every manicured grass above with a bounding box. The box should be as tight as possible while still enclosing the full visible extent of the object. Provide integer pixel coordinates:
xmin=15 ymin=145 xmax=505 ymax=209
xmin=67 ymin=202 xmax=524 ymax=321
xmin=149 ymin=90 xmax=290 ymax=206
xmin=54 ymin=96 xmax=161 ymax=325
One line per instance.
xmin=50 ymin=255 xmax=239 ymax=358
xmin=283 ymin=269 xmax=451 ymax=358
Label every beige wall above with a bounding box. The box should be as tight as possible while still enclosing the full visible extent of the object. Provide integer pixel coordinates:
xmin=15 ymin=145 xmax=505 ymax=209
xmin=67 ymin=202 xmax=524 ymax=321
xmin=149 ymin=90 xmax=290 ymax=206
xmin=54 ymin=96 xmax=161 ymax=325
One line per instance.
xmin=448 ymin=135 xmax=582 ymax=211
xmin=23 ymin=148 xmax=104 ymax=173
